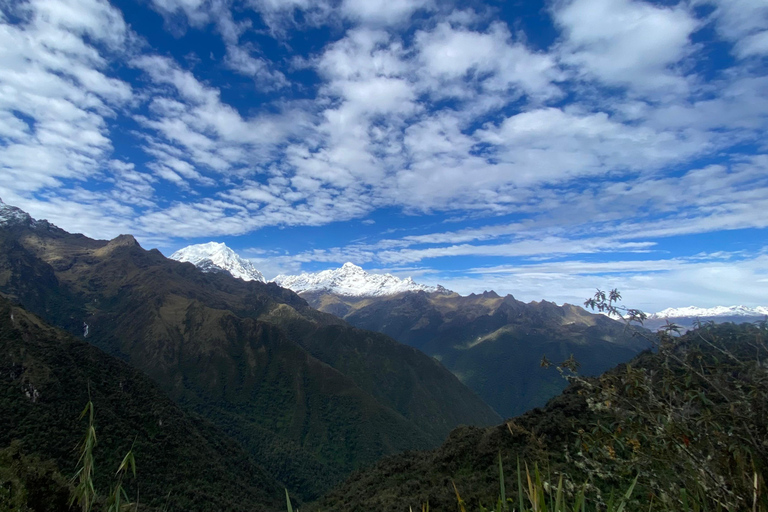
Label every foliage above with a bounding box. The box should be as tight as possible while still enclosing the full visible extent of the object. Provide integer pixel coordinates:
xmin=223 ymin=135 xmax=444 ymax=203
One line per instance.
xmin=578 ymin=289 xmax=768 ymax=510
xmin=311 ymin=294 xmax=768 ymax=511
xmin=0 ymin=221 xmax=498 ymax=501
xmin=450 ymin=456 xmax=638 ymax=512
xmin=70 ymin=401 xmax=98 ymax=512
xmin=0 ymin=441 xmax=70 ymax=512
xmin=0 ymin=296 xmax=284 ymax=511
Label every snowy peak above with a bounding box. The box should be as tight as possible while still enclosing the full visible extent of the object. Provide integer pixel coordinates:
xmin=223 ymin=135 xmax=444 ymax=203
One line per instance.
xmin=0 ymin=198 xmax=36 ymax=228
xmin=649 ymin=305 xmax=768 ymax=319
xmin=273 ymin=263 xmax=450 ymax=297
xmin=170 ymin=242 xmax=266 ymax=283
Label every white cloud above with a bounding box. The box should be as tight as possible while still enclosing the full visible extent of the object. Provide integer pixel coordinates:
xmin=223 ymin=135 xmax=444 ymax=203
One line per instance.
xmin=706 ymin=0 xmax=768 ymax=58
xmin=442 ymin=252 xmax=768 ymax=312
xmin=553 ymin=0 xmax=698 ymax=95
xmin=224 ymin=44 xmax=288 ymax=88
xmin=415 ymin=21 xmax=561 ymax=102
xmin=2 ymin=0 xmax=765 ymax=318
xmin=132 ymin=54 xmax=308 ymax=178
xmin=340 ymin=0 xmax=434 ymax=26
xmin=0 ymin=0 xmax=133 ymax=195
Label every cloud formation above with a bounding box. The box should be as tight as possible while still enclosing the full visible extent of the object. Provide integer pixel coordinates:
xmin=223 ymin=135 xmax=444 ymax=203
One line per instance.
xmin=1 ymin=0 xmax=766 ymax=309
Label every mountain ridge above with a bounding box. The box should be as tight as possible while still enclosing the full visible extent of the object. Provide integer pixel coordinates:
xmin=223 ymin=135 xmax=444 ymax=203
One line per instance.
xmin=649 ymin=305 xmax=768 ymax=318
xmin=299 ymin=288 xmax=648 ymax=418
xmin=0 ymin=201 xmax=500 ymax=500
xmin=274 ymin=262 xmax=450 ymax=296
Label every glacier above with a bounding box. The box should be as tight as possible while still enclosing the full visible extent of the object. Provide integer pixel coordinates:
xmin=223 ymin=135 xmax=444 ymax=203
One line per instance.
xmin=273 ymin=262 xmax=450 ymax=297
xmin=170 ymin=242 xmax=266 ymax=282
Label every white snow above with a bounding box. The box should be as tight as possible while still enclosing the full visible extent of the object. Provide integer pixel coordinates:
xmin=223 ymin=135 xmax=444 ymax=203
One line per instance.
xmin=0 ymin=198 xmax=35 ymax=227
xmin=273 ymin=262 xmax=450 ymax=297
xmin=649 ymin=305 xmax=768 ymax=319
xmin=170 ymin=242 xmax=266 ymax=282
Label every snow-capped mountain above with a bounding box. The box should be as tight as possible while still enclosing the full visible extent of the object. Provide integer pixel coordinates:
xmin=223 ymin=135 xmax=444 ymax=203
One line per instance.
xmin=0 ymin=198 xmax=37 ymax=228
xmin=273 ymin=262 xmax=450 ymax=297
xmin=644 ymin=305 xmax=768 ymax=331
xmin=649 ymin=305 xmax=768 ymax=319
xmin=170 ymin=242 xmax=266 ymax=282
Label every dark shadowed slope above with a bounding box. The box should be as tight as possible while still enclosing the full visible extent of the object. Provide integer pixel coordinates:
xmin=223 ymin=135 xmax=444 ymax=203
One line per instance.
xmin=310 ymin=322 xmax=767 ymax=511
xmin=303 ymin=290 xmax=648 ymax=418
xmin=0 ymin=295 xmax=284 ymax=511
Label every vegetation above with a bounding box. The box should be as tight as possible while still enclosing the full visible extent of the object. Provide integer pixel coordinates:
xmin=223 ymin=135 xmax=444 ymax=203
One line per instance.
xmin=2 ymin=212 xmax=766 ymax=511
xmin=576 ymin=289 xmax=767 ymax=511
xmin=0 ymin=296 xmax=283 ymax=511
xmin=305 ymin=289 xmax=647 ymax=418
xmin=310 ymin=293 xmax=767 ymax=511
xmin=0 ymin=441 xmax=70 ymax=512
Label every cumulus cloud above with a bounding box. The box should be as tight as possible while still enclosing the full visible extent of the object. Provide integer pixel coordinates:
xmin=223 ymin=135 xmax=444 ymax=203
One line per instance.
xmin=705 ymin=0 xmax=768 ymax=58
xmin=553 ymin=0 xmax=699 ymax=95
xmin=0 ymin=0 xmax=139 ymax=230
xmin=2 ymin=0 xmax=767 ymax=309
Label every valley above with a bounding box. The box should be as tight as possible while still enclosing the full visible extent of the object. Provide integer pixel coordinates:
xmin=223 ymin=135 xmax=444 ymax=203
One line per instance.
xmin=2 ymin=202 xmax=766 ymax=511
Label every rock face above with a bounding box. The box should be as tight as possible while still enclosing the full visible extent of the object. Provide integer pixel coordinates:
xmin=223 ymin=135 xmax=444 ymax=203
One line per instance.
xmin=274 ymin=262 xmax=450 ymax=296
xmin=0 ymin=201 xmax=500 ymax=500
xmin=170 ymin=242 xmax=266 ymax=282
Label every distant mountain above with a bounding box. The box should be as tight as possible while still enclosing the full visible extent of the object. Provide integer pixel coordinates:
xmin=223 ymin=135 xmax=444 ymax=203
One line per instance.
xmin=301 ymin=289 xmax=648 ymax=419
xmin=274 ymin=262 xmax=450 ymax=296
xmin=0 ymin=295 xmax=284 ymax=511
xmin=645 ymin=305 xmax=768 ymax=331
xmin=0 ymin=200 xmax=500 ymax=500
xmin=170 ymin=242 xmax=266 ymax=282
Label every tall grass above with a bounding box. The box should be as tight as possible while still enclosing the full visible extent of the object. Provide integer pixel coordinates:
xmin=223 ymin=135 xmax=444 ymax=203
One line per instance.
xmin=448 ymin=457 xmax=638 ymax=512
xmin=70 ymin=400 xmax=97 ymax=512
xmin=69 ymin=400 xmax=137 ymax=512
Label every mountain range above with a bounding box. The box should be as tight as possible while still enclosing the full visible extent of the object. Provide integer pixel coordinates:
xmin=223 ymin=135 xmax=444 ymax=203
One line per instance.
xmin=273 ymin=261 xmax=449 ymax=296
xmin=0 ymin=199 xmax=499 ymax=501
xmin=172 ymin=242 xmax=649 ymax=418
xmin=172 ymin=243 xmax=766 ymax=328
xmin=644 ymin=305 xmax=768 ymax=330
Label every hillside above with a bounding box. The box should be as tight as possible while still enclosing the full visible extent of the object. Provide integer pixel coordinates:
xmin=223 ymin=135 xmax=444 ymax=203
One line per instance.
xmin=302 ymin=289 xmax=647 ymax=418
xmin=0 ymin=295 xmax=284 ymax=511
xmin=311 ymin=322 xmax=768 ymax=511
xmin=0 ymin=204 xmax=499 ymax=499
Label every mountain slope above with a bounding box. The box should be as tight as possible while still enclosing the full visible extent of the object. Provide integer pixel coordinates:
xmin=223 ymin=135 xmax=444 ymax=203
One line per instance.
xmin=310 ymin=322 xmax=767 ymax=511
xmin=273 ymin=262 xmax=449 ymax=296
xmin=302 ymin=290 xmax=647 ymax=418
xmin=0 ymin=295 xmax=284 ymax=511
xmin=170 ymin=242 xmax=266 ymax=282
xmin=0 ymin=200 xmax=500 ymax=499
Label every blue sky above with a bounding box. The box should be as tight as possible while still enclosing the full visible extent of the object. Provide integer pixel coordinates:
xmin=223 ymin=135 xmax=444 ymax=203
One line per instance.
xmin=1 ymin=0 xmax=767 ymax=312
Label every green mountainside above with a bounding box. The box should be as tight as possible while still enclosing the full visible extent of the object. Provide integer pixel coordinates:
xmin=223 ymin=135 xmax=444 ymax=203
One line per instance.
xmin=302 ymin=289 xmax=648 ymax=418
xmin=0 ymin=295 xmax=284 ymax=511
xmin=310 ymin=322 xmax=768 ymax=511
xmin=0 ymin=210 xmax=499 ymax=499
